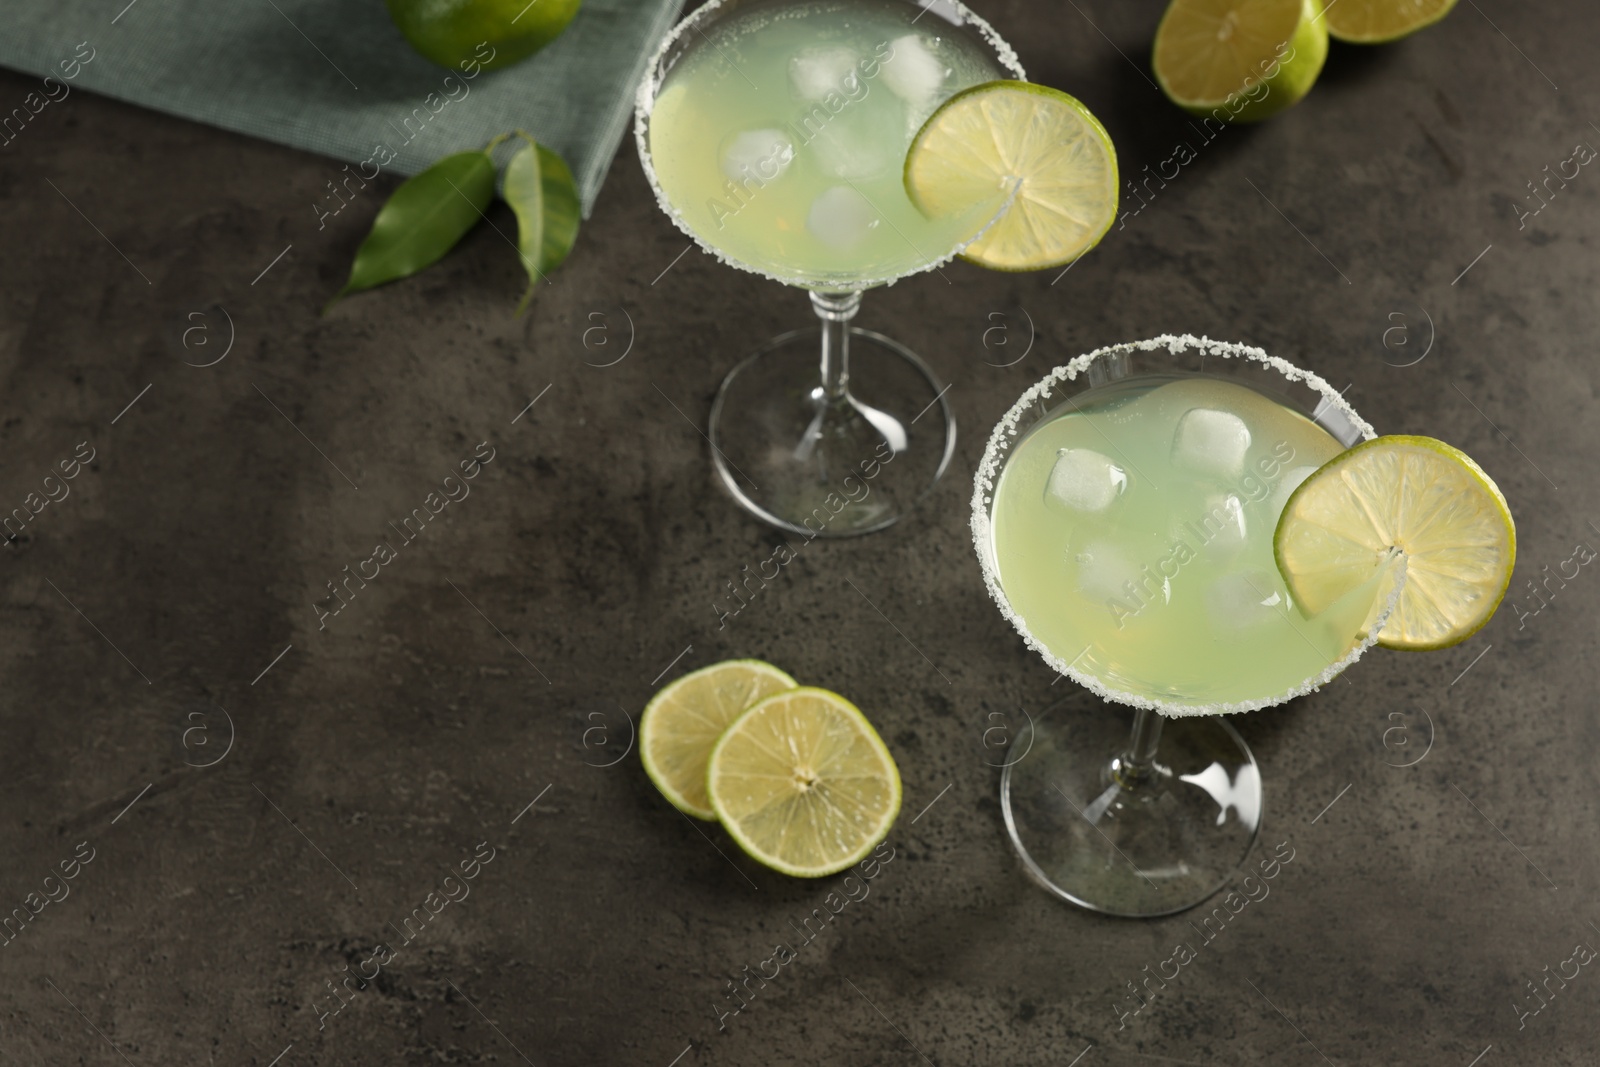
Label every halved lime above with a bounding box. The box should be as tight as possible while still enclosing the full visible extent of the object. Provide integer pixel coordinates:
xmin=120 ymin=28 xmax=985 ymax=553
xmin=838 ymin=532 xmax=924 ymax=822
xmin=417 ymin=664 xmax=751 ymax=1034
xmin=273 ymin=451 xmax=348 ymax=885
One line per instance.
xmin=1273 ymin=436 xmax=1516 ymax=651
xmin=640 ymin=659 xmax=797 ymax=820
xmin=707 ymin=688 xmax=900 ymax=878
xmin=904 ymin=81 xmax=1119 ymax=272
xmin=1324 ymin=0 xmax=1458 ymax=43
xmin=1152 ymin=0 xmax=1329 ymax=123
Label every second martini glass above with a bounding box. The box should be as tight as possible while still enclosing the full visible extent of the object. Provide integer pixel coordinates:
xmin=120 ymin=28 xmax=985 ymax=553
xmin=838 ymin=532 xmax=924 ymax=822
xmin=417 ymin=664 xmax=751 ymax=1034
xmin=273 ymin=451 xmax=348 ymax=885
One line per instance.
xmin=973 ymin=335 xmax=1403 ymax=916
xmin=636 ymin=0 xmax=1023 ymax=536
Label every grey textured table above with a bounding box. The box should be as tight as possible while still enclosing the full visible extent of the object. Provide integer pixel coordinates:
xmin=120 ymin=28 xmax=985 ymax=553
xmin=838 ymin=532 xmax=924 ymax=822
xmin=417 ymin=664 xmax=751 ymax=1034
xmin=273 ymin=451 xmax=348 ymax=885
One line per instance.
xmin=1 ymin=1 xmax=1597 ymax=1064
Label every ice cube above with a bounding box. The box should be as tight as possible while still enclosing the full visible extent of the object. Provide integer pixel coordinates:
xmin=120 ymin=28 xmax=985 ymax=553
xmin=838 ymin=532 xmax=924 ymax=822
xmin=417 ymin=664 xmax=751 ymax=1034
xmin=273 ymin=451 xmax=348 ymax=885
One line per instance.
xmin=1073 ymin=540 xmax=1142 ymax=605
xmin=880 ymin=34 xmax=948 ymax=115
xmin=719 ymin=129 xmax=795 ymax=184
xmin=806 ymin=186 xmax=879 ymax=248
xmin=1172 ymin=408 xmax=1252 ymax=481
xmin=1269 ymin=465 xmax=1319 ymax=520
xmin=1186 ymin=492 xmax=1248 ymax=563
xmin=1045 ymin=448 xmax=1127 ymax=513
xmin=789 ymin=46 xmax=861 ymax=100
xmin=1205 ymin=570 xmax=1286 ymax=631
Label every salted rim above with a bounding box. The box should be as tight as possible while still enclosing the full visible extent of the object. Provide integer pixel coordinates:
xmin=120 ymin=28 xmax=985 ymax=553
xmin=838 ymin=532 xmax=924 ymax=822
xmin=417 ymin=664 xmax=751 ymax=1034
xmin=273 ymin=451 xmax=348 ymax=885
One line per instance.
xmin=632 ymin=0 xmax=1027 ymax=292
xmin=969 ymin=333 xmax=1393 ymax=718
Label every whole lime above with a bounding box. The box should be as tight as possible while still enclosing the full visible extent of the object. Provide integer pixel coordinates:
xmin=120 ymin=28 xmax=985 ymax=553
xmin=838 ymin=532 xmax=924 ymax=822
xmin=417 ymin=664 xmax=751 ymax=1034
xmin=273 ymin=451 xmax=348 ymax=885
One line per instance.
xmin=386 ymin=0 xmax=583 ymax=73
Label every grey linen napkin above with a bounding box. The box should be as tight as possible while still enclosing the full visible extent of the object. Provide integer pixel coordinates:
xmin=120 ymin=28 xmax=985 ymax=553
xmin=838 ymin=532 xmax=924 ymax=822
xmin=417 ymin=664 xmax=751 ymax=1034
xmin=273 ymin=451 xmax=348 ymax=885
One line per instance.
xmin=0 ymin=0 xmax=685 ymax=216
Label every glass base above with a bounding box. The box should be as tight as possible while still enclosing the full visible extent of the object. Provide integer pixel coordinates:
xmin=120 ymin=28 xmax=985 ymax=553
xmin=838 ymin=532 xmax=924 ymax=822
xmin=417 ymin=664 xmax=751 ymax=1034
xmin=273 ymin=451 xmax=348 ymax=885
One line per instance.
xmin=1000 ymin=706 xmax=1262 ymax=917
xmin=707 ymin=325 xmax=956 ymax=537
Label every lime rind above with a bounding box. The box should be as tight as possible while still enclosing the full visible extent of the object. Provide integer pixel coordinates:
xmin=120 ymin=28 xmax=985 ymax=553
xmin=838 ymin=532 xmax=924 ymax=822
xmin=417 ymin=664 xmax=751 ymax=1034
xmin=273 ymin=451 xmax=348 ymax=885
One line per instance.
xmin=707 ymin=687 xmax=901 ymax=878
xmin=639 ymin=658 xmax=797 ymax=820
xmin=971 ymin=334 xmax=1381 ymax=718
xmin=1273 ymin=435 xmax=1516 ymax=651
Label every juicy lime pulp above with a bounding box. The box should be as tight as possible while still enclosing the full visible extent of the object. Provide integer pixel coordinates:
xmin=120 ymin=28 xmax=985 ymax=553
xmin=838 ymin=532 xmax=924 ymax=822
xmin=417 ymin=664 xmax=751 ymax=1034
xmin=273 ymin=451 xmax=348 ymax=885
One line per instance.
xmin=1152 ymin=0 xmax=1329 ymax=123
xmin=1273 ymin=435 xmax=1515 ymax=650
xmin=1324 ymin=0 xmax=1458 ymax=43
xmin=707 ymin=687 xmax=901 ymax=877
xmin=640 ymin=659 xmax=797 ymax=819
xmin=904 ymin=81 xmax=1119 ymax=272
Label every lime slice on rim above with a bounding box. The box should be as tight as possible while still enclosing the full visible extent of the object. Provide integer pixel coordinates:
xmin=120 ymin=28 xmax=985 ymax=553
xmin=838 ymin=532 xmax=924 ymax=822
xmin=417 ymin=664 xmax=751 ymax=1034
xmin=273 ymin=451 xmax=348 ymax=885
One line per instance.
xmin=640 ymin=659 xmax=797 ymax=820
xmin=904 ymin=81 xmax=1119 ymax=272
xmin=1273 ymin=435 xmax=1516 ymax=651
xmin=1152 ymin=0 xmax=1329 ymax=123
xmin=1324 ymin=0 xmax=1458 ymax=43
xmin=707 ymin=687 xmax=901 ymax=878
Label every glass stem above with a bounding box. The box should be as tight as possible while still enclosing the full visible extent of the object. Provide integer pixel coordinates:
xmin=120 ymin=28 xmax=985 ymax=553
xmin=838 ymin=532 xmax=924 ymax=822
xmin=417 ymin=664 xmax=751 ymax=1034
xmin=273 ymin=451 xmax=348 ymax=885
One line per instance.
xmin=1114 ymin=707 xmax=1164 ymax=788
xmin=812 ymin=290 xmax=861 ymax=401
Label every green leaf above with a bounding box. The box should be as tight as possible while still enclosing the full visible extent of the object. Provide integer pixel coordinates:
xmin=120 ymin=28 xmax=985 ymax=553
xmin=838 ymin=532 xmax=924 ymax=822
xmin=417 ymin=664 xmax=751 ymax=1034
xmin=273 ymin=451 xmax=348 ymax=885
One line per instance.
xmin=326 ymin=149 xmax=496 ymax=311
xmin=502 ymin=133 xmax=581 ymax=314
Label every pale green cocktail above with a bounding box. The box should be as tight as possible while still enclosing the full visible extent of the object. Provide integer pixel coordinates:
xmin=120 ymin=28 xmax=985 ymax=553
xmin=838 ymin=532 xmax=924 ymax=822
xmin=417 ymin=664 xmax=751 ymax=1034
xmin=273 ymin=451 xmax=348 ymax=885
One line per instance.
xmin=988 ymin=375 xmax=1388 ymax=710
xmin=644 ymin=0 xmax=1011 ymax=289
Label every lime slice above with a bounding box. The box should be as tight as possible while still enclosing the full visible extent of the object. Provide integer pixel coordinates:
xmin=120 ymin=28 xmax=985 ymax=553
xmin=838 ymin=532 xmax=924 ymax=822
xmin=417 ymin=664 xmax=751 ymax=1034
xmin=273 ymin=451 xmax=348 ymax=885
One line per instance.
xmin=1324 ymin=0 xmax=1457 ymax=43
xmin=640 ymin=659 xmax=797 ymax=820
xmin=1152 ymin=0 xmax=1329 ymax=123
xmin=1273 ymin=435 xmax=1516 ymax=651
xmin=707 ymin=688 xmax=901 ymax=878
xmin=904 ymin=81 xmax=1119 ymax=272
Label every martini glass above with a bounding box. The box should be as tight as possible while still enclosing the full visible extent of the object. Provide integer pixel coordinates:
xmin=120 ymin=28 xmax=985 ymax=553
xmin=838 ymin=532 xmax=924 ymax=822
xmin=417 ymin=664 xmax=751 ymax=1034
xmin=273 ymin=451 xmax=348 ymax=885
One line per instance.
xmin=636 ymin=0 xmax=1023 ymax=536
xmin=972 ymin=335 xmax=1402 ymax=916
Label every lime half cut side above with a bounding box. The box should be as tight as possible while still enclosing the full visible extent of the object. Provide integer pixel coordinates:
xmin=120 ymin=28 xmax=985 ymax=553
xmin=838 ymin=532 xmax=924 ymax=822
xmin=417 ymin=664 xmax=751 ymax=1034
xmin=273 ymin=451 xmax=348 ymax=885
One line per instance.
xmin=1273 ymin=435 xmax=1516 ymax=651
xmin=640 ymin=659 xmax=797 ymax=820
xmin=707 ymin=687 xmax=901 ymax=878
xmin=904 ymin=81 xmax=1119 ymax=272
xmin=1324 ymin=0 xmax=1458 ymax=43
xmin=1153 ymin=0 xmax=1329 ymax=123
